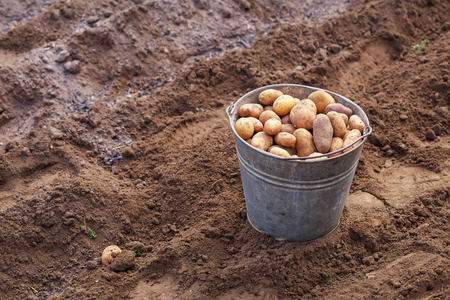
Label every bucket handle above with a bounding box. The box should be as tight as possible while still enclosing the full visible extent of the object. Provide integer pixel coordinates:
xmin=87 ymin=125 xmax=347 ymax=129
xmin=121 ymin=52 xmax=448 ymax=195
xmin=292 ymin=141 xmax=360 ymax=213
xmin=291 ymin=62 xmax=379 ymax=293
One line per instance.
xmin=227 ymin=101 xmax=372 ymax=161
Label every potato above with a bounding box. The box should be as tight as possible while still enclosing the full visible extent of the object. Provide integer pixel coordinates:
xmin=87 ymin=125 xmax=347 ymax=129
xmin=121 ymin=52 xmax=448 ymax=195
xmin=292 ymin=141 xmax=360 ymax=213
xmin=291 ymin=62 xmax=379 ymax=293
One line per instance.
xmin=343 ymin=129 xmax=351 ymax=141
xmin=280 ymin=123 xmax=296 ymax=134
xmin=308 ymin=90 xmax=336 ymax=113
xmin=326 ymin=111 xmax=347 ymax=138
xmin=259 ymin=110 xmax=281 ymax=124
xmin=340 ymin=113 xmax=349 ymax=127
xmin=268 ymin=146 xmax=291 ymax=158
xmin=343 ymin=129 xmax=362 ymax=153
xmin=238 ymin=103 xmax=264 ymax=118
xmin=313 ymin=114 xmax=333 ymax=153
xmin=290 ymin=99 xmax=317 ymax=129
xmin=293 ymin=128 xmax=316 ymax=157
xmin=247 ymin=117 xmax=263 ymax=132
xmin=102 ymin=245 xmax=122 ymax=265
xmin=245 ymin=139 xmax=252 ymax=144
xmin=274 ymin=132 xmax=296 ymax=147
xmin=324 ymin=103 xmax=353 ymax=118
xmin=307 ymin=152 xmax=327 ymax=161
xmin=328 ymin=137 xmax=344 ymax=157
xmin=273 ymin=95 xmax=298 ymax=116
xmin=251 ymin=132 xmax=273 ymax=151
xmin=235 ymin=117 xmax=254 ymax=139
xmin=349 ymin=115 xmax=365 ymax=134
xmin=259 ymin=89 xmax=283 ymax=105
xmin=263 ymin=118 xmax=282 ymax=135
xmin=264 ymin=105 xmax=274 ymax=111
xmin=269 ymin=145 xmax=296 ymax=156
xmin=281 ymin=114 xmax=291 ymax=124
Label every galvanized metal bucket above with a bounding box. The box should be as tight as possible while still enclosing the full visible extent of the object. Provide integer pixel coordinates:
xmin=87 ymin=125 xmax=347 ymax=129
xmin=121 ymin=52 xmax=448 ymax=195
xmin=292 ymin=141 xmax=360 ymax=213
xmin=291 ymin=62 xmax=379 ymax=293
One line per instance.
xmin=226 ymin=84 xmax=372 ymax=242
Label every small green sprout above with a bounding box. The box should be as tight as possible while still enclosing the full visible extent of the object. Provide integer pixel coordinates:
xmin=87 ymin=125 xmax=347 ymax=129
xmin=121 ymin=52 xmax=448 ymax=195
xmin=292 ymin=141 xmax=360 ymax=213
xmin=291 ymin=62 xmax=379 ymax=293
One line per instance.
xmin=132 ymin=250 xmax=138 ymax=256
xmin=85 ymin=227 xmax=97 ymax=239
xmin=326 ymin=274 xmax=336 ymax=282
xmin=43 ymin=272 xmax=52 ymax=281
xmin=413 ymin=39 xmax=428 ymax=52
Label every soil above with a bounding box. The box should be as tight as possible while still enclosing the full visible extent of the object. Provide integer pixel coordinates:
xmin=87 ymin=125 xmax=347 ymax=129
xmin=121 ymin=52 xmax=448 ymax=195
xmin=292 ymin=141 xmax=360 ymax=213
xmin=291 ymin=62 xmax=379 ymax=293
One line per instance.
xmin=0 ymin=0 xmax=449 ymax=299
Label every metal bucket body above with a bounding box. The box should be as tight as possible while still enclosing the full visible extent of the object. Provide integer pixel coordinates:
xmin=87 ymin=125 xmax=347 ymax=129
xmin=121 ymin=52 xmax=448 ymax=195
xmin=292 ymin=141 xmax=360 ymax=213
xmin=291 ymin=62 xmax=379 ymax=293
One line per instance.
xmin=227 ymin=84 xmax=371 ymax=242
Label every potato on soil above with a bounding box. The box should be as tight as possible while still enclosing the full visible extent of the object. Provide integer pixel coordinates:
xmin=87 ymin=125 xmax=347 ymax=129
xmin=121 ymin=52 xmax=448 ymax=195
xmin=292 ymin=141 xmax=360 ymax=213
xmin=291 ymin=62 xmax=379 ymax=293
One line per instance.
xmin=273 ymin=94 xmax=298 ymax=116
xmin=349 ymin=115 xmax=365 ymax=134
xmin=329 ymin=137 xmax=344 ymax=157
xmin=268 ymin=146 xmax=291 ymax=158
xmin=247 ymin=117 xmax=263 ymax=132
xmin=308 ymin=91 xmax=335 ymax=113
xmin=280 ymin=123 xmax=296 ymax=134
xmin=259 ymin=89 xmax=283 ymax=105
xmin=293 ymin=128 xmax=316 ymax=157
xmin=327 ymin=111 xmax=347 ymax=138
xmin=324 ymin=103 xmax=353 ymax=118
xmin=263 ymin=118 xmax=282 ymax=135
xmin=259 ymin=110 xmax=281 ymax=124
xmin=235 ymin=117 xmax=254 ymax=139
xmin=238 ymin=103 xmax=264 ymax=118
xmin=313 ymin=114 xmax=333 ymax=153
xmin=102 ymin=245 xmax=122 ymax=265
xmin=290 ymin=99 xmax=317 ymax=129
xmin=274 ymin=132 xmax=296 ymax=147
xmin=343 ymin=129 xmax=362 ymax=153
xmin=251 ymin=132 xmax=273 ymax=151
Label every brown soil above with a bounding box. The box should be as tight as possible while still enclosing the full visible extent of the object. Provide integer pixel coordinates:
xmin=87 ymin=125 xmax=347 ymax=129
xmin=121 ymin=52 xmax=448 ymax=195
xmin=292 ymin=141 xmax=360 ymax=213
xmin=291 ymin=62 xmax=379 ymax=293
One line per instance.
xmin=0 ymin=0 xmax=449 ymax=299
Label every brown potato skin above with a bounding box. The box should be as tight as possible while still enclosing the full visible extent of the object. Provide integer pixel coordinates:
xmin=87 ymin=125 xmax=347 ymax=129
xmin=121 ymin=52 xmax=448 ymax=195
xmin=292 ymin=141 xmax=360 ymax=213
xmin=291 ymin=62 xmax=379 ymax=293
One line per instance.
xmin=313 ymin=114 xmax=333 ymax=153
xmin=308 ymin=91 xmax=336 ymax=113
xmin=327 ymin=111 xmax=347 ymax=138
xmin=269 ymin=145 xmax=296 ymax=156
xmin=259 ymin=110 xmax=281 ymax=124
xmin=281 ymin=114 xmax=291 ymax=124
xmin=268 ymin=146 xmax=291 ymax=158
xmin=274 ymin=132 xmax=296 ymax=147
xmin=247 ymin=117 xmax=263 ymax=132
xmin=280 ymin=124 xmax=296 ymax=134
xmin=235 ymin=117 xmax=254 ymax=139
xmin=263 ymin=118 xmax=282 ymax=135
xmin=264 ymin=105 xmax=274 ymax=111
xmin=328 ymin=137 xmax=344 ymax=157
xmin=238 ymin=103 xmax=264 ymax=118
xmin=340 ymin=113 xmax=349 ymax=127
xmin=307 ymin=152 xmax=328 ymax=161
xmin=293 ymin=128 xmax=316 ymax=157
xmin=102 ymin=245 xmax=122 ymax=265
xmin=349 ymin=115 xmax=365 ymax=134
xmin=251 ymin=132 xmax=273 ymax=151
xmin=259 ymin=89 xmax=283 ymax=105
xmin=343 ymin=129 xmax=362 ymax=153
xmin=273 ymin=95 xmax=297 ymax=116
xmin=290 ymin=99 xmax=317 ymax=129
xmin=324 ymin=103 xmax=353 ymax=118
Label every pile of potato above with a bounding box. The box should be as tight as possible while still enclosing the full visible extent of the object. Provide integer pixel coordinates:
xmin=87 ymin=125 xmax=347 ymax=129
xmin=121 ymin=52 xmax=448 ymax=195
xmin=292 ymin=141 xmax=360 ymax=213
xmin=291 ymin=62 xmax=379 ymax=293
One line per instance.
xmin=234 ymin=89 xmax=366 ymax=160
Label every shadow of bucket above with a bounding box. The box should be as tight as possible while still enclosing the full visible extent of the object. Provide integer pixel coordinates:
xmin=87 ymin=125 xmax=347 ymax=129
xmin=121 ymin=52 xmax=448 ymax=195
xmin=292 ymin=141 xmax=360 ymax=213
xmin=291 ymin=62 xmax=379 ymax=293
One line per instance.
xmin=227 ymin=84 xmax=372 ymax=242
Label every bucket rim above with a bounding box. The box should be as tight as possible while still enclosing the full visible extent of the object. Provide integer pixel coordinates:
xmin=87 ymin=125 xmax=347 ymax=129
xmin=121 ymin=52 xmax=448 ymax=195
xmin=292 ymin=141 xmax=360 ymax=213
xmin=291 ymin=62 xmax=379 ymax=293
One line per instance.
xmin=227 ymin=84 xmax=372 ymax=162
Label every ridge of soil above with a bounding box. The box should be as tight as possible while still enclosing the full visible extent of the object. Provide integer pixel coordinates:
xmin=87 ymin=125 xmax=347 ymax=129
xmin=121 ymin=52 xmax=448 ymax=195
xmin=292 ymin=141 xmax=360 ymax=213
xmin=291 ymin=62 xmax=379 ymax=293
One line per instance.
xmin=0 ymin=0 xmax=449 ymax=299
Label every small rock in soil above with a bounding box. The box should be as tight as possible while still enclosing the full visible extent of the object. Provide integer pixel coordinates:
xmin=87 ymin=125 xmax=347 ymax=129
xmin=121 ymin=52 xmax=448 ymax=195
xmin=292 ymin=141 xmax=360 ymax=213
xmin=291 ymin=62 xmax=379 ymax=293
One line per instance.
xmin=110 ymin=250 xmax=135 ymax=272
xmin=64 ymin=60 xmax=81 ymax=74
xmin=399 ymin=114 xmax=408 ymax=121
xmin=86 ymin=16 xmax=99 ymax=25
xmin=425 ymin=128 xmax=436 ymax=140
xmin=436 ymin=106 xmax=449 ymax=116
xmin=431 ymin=124 xmax=441 ymax=135
xmin=385 ymin=149 xmax=395 ymax=157
xmin=49 ymin=126 xmax=63 ymax=140
xmin=56 ymin=50 xmax=70 ymax=63
xmin=317 ymin=48 xmax=327 ymax=61
xmin=329 ymin=44 xmax=342 ymax=54
xmin=381 ymin=144 xmax=391 ymax=151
